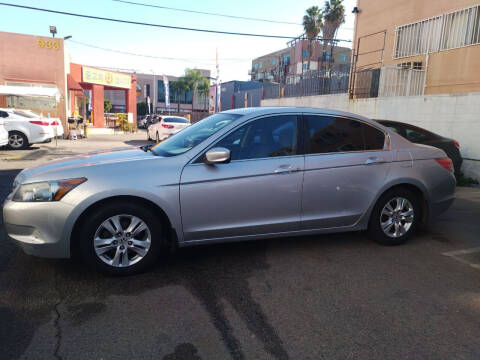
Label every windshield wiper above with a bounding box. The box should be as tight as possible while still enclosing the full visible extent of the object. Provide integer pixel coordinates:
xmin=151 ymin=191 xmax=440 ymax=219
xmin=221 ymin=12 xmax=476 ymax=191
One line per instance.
xmin=140 ymin=144 xmax=153 ymax=152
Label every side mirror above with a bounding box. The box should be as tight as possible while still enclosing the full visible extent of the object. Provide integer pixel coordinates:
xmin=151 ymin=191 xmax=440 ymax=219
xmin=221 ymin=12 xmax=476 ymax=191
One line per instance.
xmin=205 ymin=147 xmax=231 ymax=164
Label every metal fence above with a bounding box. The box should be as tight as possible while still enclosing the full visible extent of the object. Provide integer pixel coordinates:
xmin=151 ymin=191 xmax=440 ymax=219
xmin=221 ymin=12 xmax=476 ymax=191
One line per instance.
xmin=263 ymin=67 xmax=350 ymax=100
xmin=351 ymin=66 xmax=426 ymax=98
xmin=378 ymin=66 xmax=426 ymax=97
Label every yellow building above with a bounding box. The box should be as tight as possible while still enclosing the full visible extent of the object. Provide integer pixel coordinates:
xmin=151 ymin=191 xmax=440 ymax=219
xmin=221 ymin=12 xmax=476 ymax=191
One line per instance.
xmin=351 ymin=0 xmax=480 ymax=97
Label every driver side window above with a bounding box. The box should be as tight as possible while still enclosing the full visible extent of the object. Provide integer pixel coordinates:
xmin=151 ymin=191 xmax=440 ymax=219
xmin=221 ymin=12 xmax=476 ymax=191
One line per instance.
xmin=214 ymin=115 xmax=298 ymax=161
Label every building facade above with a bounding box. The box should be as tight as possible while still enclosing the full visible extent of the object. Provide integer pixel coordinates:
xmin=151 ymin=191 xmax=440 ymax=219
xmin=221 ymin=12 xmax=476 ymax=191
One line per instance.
xmin=134 ymin=70 xmax=211 ymax=114
xmin=0 ymin=31 xmax=68 ymax=124
xmin=0 ymin=31 xmax=137 ymax=131
xmin=250 ymin=39 xmax=351 ymax=84
xmin=218 ymin=80 xmax=263 ymax=110
xmin=351 ymin=0 xmax=480 ymax=97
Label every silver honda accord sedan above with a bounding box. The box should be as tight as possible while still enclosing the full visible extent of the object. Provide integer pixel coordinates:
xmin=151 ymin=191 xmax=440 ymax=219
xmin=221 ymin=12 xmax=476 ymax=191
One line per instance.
xmin=2 ymin=107 xmax=456 ymax=275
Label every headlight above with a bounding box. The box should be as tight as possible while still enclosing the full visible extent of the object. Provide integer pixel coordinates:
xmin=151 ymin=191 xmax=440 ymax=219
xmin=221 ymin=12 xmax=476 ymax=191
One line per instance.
xmin=13 ymin=178 xmax=87 ymax=202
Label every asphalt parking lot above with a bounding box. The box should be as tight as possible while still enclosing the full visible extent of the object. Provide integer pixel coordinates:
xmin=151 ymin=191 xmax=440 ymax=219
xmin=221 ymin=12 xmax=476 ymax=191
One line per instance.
xmin=1 ymin=135 xmax=480 ymax=360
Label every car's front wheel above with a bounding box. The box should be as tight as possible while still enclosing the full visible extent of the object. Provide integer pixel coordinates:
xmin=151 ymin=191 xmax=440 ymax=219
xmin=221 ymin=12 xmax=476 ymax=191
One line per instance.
xmin=7 ymin=131 xmax=29 ymax=150
xmin=368 ymin=188 xmax=421 ymax=246
xmin=79 ymin=202 xmax=163 ymax=275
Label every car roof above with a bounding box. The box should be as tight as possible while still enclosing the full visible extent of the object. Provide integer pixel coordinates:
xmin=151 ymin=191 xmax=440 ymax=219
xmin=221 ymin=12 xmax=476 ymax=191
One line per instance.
xmin=223 ymin=106 xmax=373 ymax=122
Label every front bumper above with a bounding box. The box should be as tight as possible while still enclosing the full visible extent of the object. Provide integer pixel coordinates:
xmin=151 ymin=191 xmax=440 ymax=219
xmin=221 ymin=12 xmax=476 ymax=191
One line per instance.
xmin=2 ymin=198 xmax=74 ymax=258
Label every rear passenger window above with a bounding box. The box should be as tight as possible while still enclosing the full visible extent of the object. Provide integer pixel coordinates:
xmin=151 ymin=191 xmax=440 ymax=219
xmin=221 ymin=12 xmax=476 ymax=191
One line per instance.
xmin=305 ymin=115 xmax=385 ymax=154
xmin=0 ymin=111 xmax=8 ymax=118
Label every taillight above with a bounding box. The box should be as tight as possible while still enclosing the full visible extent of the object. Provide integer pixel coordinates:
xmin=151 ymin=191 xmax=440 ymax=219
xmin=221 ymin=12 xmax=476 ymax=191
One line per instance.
xmin=51 ymin=120 xmax=59 ymax=125
xmin=162 ymin=124 xmax=174 ymax=129
xmin=453 ymin=140 xmax=460 ymax=149
xmin=435 ymin=158 xmax=454 ymax=173
xmin=29 ymin=120 xmax=50 ymax=126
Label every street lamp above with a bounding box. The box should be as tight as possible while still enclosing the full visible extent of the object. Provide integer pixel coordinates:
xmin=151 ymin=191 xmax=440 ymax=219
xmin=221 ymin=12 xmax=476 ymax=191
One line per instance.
xmin=49 ymin=26 xmax=57 ymax=38
xmin=63 ymin=35 xmax=72 ymax=40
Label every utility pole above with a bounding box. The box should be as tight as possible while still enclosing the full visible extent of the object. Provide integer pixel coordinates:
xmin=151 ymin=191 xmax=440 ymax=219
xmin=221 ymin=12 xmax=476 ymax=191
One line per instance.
xmin=215 ymin=48 xmax=221 ymax=113
xmin=150 ymin=69 xmax=156 ymax=114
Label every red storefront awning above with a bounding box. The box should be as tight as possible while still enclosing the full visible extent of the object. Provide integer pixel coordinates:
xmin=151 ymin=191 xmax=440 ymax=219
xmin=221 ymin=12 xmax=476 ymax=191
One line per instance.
xmin=67 ymin=74 xmax=83 ymax=91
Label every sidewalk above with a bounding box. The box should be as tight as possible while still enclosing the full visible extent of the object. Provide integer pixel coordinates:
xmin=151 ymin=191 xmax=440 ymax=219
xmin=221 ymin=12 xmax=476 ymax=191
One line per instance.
xmin=0 ymin=131 xmax=150 ymax=170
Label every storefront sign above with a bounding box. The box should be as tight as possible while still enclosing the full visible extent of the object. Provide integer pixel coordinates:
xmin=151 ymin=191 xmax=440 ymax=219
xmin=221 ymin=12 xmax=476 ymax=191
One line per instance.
xmin=82 ymin=66 xmax=131 ymax=89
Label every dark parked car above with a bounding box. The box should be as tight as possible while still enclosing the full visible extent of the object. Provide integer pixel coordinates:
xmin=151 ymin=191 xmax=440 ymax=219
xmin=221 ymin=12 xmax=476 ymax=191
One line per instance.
xmin=376 ymin=120 xmax=462 ymax=173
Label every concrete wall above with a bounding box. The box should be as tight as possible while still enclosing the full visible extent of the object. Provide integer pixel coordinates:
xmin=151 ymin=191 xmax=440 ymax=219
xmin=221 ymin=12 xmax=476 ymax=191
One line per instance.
xmin=262 ymin=92 xmax=480 ymax=179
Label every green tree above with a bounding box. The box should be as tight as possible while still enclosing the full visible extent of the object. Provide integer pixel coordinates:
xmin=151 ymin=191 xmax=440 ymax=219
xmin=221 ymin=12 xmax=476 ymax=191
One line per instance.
xmin=180 ymin=69 xmax=209 ymax=113
xmin=104 ymin=99 xmax=113 ymax=113
xmin=170 ymin=78 xmax=188 ymax=113
xmin=303 ymin=6 xmax=323 ymax=73
xmin=321 ymin=0 xmax=345 ymax=70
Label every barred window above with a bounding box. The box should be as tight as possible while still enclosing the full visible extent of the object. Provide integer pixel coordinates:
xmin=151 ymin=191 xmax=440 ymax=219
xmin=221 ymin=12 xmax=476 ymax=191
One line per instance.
xmin=394 ymin=5 xmax=480 ymax=59
xmin=394 ymin=16 xmax=442 ymax=58
xmin=441 ymin=6 xmax=480 ymax=50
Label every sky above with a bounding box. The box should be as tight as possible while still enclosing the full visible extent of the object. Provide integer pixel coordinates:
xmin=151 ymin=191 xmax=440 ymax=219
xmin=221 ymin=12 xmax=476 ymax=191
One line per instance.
xmin=0 ymin=0 xmax=356 ymax=81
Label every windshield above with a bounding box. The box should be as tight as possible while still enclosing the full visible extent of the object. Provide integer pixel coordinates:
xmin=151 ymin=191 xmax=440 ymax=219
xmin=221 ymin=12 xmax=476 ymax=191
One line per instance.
xmin=151 ymin=113 xmax=242 ymax=157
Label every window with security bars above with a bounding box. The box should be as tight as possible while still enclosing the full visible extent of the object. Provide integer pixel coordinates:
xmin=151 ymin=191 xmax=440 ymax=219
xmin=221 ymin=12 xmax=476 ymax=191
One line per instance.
xmin=394 ymin=4 xmax=480 ymax=59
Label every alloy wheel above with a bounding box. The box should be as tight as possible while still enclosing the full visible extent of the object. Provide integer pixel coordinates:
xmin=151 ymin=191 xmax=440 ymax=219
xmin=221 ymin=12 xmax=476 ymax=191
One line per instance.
xmin=93 ymin=214 xmax=151 ymax=267
xmin=9 ymin=134 xmax=24 ymax=149
xmin=380 ymin=197 xmax=414 ymax=238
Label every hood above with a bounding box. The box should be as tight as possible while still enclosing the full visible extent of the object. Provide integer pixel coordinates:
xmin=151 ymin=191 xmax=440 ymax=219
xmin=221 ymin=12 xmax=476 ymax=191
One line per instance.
xmin=16 ymin=147 xmax=156 ymax=183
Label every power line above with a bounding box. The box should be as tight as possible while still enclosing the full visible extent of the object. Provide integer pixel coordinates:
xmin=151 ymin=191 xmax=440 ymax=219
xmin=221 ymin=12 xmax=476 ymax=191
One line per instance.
xmin=0 ymin=2 xmax=352 ymax=42
xmin=69 ymin=39 xmax=249 ymax=64
xmin=0 ymin=2 xmax=295 ymax=39
xmin=113 ymin=0 xmax=301 ymax=25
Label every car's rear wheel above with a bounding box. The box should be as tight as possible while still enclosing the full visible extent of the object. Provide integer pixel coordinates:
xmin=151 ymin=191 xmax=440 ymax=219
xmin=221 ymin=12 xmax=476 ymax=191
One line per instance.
xmin=7 ymin=131 xmax=28 ymax=150
xmin=78 ymin=202 xmax=163 ymax=275
xmin=368 ymin=188 xmax=420 ymax=246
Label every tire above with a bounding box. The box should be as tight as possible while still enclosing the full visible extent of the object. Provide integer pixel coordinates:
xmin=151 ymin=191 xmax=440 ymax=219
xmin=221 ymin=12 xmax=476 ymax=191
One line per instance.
xmin=78 ymin=201 xmax=164 ymax=275
xmin=155 ymin=132 xmax=160 ymax=143
xmin=7 ymin=131 xmax=29 ymax=150
xmin=367 ymin=188 xmax=421 ymax=246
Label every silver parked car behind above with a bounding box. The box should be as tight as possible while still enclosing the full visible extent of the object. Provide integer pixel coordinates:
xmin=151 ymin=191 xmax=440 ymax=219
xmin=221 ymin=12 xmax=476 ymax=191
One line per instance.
xmin=3 ymin=108 xmax=456 ymax=275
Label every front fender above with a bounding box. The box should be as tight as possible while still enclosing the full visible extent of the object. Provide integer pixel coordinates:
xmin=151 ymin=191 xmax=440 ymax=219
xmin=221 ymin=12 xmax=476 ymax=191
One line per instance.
xmin=60 ymin=186 xmax=182 ymax=256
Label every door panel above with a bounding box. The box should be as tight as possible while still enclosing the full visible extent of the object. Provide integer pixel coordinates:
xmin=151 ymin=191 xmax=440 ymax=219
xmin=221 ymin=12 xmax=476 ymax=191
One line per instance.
xmin=300 ymin=114 xmax=392 ymax=230
xmin=181 ymin=157 xmax=304 ymax=241
xmin=302 ymin=151 xmax=392 ymax=229
xmin=180 ymin=114 xmax=303 ymax=242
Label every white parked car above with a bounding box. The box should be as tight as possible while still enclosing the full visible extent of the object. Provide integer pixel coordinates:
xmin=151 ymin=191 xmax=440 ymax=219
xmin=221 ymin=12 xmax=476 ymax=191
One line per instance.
xmin=0 ymin=108 xmax=54 ymax=149
xmin=19 ymin=110 xmax=64 ymax=138
xmin=0 ymin=117 xmax=8 ymax=147
xmin=147 ymin=116 xmax=190 ymax=142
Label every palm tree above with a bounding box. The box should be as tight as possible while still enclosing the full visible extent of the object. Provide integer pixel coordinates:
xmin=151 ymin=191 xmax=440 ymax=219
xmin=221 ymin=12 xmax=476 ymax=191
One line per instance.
xmin=302 ymin=6 xmax=323 ymax=74
xmin=182 ymin=69 xmax=209 ymax=113
xmin=321 ymin=0 xmax=345 ymax=71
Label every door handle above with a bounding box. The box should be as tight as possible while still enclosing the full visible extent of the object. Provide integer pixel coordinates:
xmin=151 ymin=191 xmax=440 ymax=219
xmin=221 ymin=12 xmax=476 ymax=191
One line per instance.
xmin=274 ymin=165 xmax=301 ymax=174
xmin=365 ymin=156 xmax=384 ymax=165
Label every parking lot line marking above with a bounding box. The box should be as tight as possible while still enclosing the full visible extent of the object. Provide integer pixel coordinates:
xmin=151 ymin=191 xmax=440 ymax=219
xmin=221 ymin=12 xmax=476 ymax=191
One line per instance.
xmin=442 ymin=247 xmax=480 ymax=270
xmin=442 ymin=247 xmax=480 ymax=257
